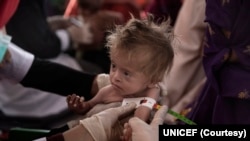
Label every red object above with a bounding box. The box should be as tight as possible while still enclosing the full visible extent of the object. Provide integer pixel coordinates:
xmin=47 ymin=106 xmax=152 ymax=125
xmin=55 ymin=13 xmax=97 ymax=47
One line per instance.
xmin=0 ymin=130 xmax=9 ymax=140
xmin=64 ymin=0 xmax=140 ymax=22
xmin=64 ymin=0 xmax=77 ymax=17
xmin=102 ymin=2 xmax=140 ymax=22
xmin=0 ymin=0 xmax=20 ymax=29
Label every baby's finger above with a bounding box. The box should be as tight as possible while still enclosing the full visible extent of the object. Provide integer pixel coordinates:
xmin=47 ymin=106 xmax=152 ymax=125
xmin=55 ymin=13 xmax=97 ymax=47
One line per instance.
xmin=73 ymin=97 xmax=84 ymax=108
xmin=67 ymin=94 xmax=77 ymax=103
xmin=70 ymin=95 xmax=80 ymax=105
xmin=66 ymin=95 xmax=72 ymax=103
xmin=79 ymin=96 xmax=84 ymax=102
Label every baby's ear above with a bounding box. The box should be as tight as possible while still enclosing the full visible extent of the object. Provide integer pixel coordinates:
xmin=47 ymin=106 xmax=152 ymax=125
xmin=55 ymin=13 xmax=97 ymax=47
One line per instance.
xmin=147 ymin=83 xmax=157 ymax=88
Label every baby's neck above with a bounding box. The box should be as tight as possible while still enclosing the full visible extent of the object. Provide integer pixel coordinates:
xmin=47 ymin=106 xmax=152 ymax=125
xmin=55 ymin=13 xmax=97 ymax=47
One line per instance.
xmin=124 ymin=88 xmax=149 ymax=98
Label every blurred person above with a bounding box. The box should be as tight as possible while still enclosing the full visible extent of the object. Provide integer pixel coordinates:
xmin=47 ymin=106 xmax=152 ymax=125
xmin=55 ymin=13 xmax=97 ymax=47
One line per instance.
xmin=159 ymin=0 xmax=207 ymax=124
xmin=64 ymin=0 xmax=141 ymax=73
xmin=81 ymin=0 xmax=126 ymax=73
xmin=0 ymin=0 xmax=96 ymax=128
xmin=162 ymin=0 xmax=250 ymax=125
xmin=6 ymin=0 xmax=92 ymax=59
xmin=189 ymin=0 xmax=250 ymax=124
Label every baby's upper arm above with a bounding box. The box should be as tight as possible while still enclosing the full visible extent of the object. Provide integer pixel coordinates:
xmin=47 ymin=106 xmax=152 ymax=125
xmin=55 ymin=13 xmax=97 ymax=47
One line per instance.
xmin=145 ymin=86 xmax=161 ymax=100
xmin=93 ymin=85 xmax=113 ymax=100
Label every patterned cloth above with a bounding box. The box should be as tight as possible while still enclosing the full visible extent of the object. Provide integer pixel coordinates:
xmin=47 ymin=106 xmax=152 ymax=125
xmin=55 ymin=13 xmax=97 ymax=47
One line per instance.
xmin=189 ymin=0 xmax=250 ymax=124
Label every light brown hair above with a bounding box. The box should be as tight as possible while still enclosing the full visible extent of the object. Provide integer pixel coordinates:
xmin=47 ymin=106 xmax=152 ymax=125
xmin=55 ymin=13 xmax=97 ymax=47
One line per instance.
xmin=106 ymin=14 xmax=174 ymax=83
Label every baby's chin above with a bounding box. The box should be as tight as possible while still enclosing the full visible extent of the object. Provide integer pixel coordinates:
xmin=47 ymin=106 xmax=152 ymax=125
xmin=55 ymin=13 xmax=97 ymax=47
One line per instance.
xmin=111 ymin=84 xmax=123 ymax=92
xmin=111 ymin=84 xmax=138 ymax=97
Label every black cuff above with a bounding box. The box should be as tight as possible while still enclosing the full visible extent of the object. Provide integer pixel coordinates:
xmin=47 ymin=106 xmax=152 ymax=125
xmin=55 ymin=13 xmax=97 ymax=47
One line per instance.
xmin=47 ymin=133 xmax=64 ymax=141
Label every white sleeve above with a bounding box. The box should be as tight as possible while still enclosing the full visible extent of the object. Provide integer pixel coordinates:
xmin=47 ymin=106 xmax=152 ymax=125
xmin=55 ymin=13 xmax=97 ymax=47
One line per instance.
xmin=32 ymin=137 xmax=47 ymax=141
xmin=55 ymin=29 xmax=71 ymax=51
xmin=0 ymin=42 xmax=34 ymax=82
xmin=163 ymin=0 xmax=207 ymax=106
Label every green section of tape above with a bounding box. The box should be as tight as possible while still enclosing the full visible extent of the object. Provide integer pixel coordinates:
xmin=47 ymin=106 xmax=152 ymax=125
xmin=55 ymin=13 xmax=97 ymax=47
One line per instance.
xmin=0 ymin=44 xmax=7 ymax=63
xmin=0 ymin=32 xmax=11 ymax=63
xmin=167 ymin=109 xmax=197 ymax=125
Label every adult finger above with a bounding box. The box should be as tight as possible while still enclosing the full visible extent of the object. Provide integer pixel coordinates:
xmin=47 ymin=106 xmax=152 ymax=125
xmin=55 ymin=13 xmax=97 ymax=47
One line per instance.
xmin=113 ymin=103 xmax=136 ymax=119
xmin=150 ymin=105 xmax=168 ymax=127
xmin=128 ymin=117 xmax=147 ymax=132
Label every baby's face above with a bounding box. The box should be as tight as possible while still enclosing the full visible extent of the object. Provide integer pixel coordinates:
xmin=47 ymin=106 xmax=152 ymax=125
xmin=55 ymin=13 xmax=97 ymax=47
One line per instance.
xmin=109 ymin=52 xmax=151 ymax=97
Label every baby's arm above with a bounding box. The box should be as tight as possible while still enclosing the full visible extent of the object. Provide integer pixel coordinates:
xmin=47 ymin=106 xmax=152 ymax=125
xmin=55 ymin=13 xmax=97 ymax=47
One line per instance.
xmin=134 ymin=87 xmax=160 ymax=122
xmin=121 ymin=87 xmax=160 ymax=141
xmin=67 ymin=86 xmax=110 ymax=115
xmin=67 ymin=85 xmax=123 ymax=115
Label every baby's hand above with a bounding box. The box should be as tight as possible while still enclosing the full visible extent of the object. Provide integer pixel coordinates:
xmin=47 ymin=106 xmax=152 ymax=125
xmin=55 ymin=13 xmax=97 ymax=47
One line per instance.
xmin=66 ymin=94 xmax=91 ymax=115
xmin=66 ymin=94 xmax=85 ymax=114
xmin=121 ymin=122 xmax=132 ymax=141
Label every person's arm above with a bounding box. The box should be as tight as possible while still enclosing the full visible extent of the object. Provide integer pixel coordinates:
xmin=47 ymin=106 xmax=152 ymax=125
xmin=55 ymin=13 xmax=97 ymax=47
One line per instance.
xmin=134 ymin=87 xmax=160 ymax=122
xmin=0 ymin=41 xmax=98 ymax=99
xmin=134 ymin=105 xmax=152 ymax=123
xmin=36 ymin=103 xmax=136 ymax=141
xmin=37 ymin=103 xmax=166 ymax=141
xmin=62 ymin=122 xmax=94 ymax=141
xmin=67 ymin=85 xmax=123 ymax=115
xmin=20 ymin=58 xmax=97 ymax=99
xmin=161 ymin=0 xmax=207 ymax=124
xmin=127 ymin=105 xmax=168 ymax=141
xmin=0 ymin=42 xmax=34 ymax=82
xmin=35 ymin=125 xmax=93 ymax=141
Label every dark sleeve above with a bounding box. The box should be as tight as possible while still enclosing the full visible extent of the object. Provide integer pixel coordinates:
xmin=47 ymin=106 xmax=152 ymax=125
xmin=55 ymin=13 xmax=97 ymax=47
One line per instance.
xmin=146 ymin=0 xmax=182 ymax=26
xmin=20 ymin=58 xmax=96 ymax=100
xmin=5 ymin=0 xmax=61 ymax=58
xmin=46 ymin=133 xmax=64 ymax=141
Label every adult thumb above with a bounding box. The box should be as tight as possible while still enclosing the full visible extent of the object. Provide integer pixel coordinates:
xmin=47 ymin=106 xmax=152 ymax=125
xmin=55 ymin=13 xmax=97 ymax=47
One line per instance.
xmin=150 ymin=105 xmax=168 ymax=127
xmin=128 ymin=117 xmax=148 ymax=132
xmin=112 ymin=102 xmax=136 ymax=120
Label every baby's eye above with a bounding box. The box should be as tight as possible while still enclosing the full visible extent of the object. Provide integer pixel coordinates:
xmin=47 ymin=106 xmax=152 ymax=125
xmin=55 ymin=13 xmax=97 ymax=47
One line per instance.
xmin=123 ymin=71 xmax=130 ymax=76
xmin=111 ymin=63 xmax=116 ymax=69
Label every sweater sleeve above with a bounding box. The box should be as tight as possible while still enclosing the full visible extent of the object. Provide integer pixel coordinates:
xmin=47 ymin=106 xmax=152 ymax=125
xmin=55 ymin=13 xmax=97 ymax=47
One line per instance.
xmin=20 ymin=58 xmax=97 ymax=100
xmin=0 ymin=42 xmax=34 ymax=82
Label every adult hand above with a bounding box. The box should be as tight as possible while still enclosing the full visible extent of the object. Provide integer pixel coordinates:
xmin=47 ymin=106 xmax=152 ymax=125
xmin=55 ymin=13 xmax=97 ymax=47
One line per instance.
xmin=0 ymin=49 xmax=11 ymax=68
xmin=47 ymin=15 xmax=72 ymax=31
xmin=125 ymin=105 xmax=168 ymax=141
xmin=80 ymin=103 xmax=136 ymax=141
xmin=67 ymin=16 xmax=93 ymax=45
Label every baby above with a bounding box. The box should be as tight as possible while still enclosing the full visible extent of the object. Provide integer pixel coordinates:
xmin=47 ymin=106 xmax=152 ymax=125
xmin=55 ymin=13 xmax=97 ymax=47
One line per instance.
xmin=67 ymin=13 xmax=173 ymax=131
